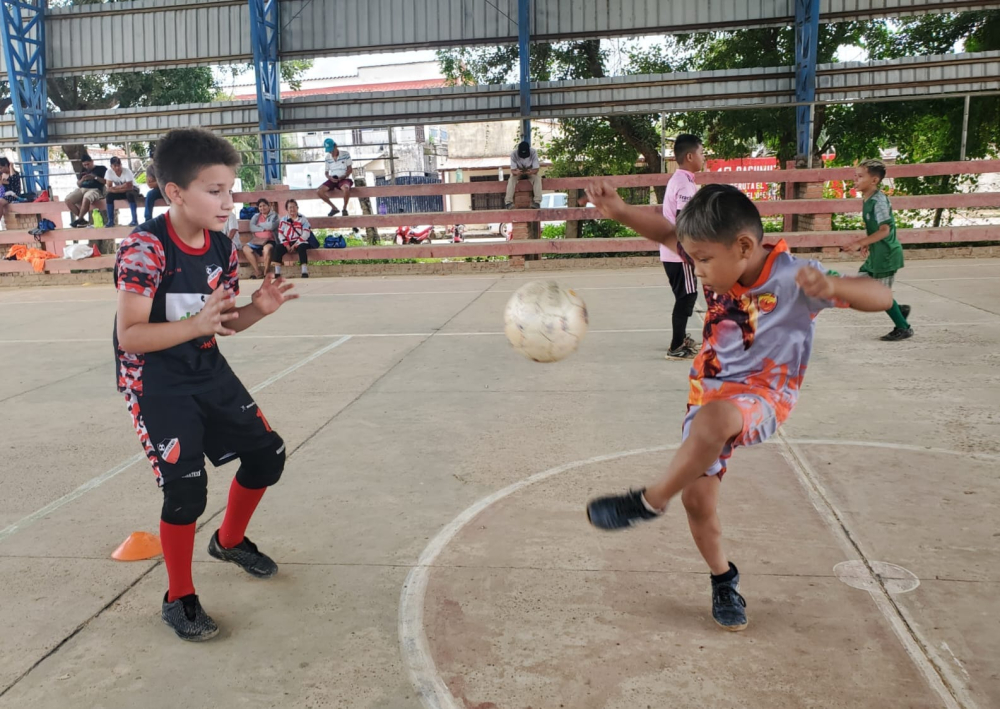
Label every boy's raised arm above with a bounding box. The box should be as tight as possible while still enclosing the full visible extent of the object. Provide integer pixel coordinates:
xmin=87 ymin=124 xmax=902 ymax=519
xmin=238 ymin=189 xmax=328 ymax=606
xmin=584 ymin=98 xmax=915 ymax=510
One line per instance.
xmin=796 ymin=266 xmax=893 ymax=312
xmin=584 ymin=180 xmax=678 ymax=252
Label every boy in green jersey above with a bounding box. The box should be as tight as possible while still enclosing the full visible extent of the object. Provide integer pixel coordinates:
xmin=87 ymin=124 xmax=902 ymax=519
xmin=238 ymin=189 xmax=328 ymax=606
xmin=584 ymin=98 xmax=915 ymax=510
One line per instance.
xmin=843 ymin=159 xmax=913 ymax=341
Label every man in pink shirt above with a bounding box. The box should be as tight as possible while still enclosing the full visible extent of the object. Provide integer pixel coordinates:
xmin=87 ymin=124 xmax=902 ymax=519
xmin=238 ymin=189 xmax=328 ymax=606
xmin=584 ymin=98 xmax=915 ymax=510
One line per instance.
xmin=661 ymin=134 xmax=706 ymax=360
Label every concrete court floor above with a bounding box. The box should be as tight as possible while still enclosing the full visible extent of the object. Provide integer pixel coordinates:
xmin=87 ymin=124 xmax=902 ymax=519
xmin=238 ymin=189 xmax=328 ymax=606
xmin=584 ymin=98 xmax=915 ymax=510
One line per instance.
xmin=0 ymin=258 xmax=997 ymax=709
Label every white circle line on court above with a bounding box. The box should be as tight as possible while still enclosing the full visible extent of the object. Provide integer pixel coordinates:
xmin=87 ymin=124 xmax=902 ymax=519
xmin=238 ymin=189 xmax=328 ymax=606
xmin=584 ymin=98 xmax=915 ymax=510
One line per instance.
xmin=398 ymin=439 xmax=987 ymax=709
xmin=397 ymin=444 xmax=677 ymax=709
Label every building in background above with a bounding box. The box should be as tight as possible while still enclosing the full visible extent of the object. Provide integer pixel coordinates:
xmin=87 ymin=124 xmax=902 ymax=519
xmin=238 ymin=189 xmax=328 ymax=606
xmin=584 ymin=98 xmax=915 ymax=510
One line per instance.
xmin=440 ymin=120 xmax=559 ymax=217
xmin=233 ymin=61 xmax=450 ymax=191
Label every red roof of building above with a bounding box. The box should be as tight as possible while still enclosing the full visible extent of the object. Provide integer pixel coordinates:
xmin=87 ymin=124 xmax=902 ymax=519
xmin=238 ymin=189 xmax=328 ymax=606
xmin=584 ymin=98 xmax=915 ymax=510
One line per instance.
xmin=235 ymin=78 xmax=449 ymax=100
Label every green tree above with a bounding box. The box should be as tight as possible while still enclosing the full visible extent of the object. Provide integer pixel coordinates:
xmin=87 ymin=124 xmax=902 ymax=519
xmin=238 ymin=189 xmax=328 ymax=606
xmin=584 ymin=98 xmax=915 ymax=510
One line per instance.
xmin=439 ymin=12 xmax=999 ymax=225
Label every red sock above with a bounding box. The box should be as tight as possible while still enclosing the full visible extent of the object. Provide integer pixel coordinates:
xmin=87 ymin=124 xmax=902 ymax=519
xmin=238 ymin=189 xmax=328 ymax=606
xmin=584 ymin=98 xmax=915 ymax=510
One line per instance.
xmin=160 ymin=520 xmax=196 ymax=602
xmin=218 ymin=479 xmax=266 ymax=548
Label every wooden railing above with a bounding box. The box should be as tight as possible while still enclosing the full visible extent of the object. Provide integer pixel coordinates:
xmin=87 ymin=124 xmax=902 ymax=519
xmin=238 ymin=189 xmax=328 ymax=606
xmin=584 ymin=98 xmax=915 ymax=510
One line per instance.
xmin=2 ymin=160 xmax=997 ymax=274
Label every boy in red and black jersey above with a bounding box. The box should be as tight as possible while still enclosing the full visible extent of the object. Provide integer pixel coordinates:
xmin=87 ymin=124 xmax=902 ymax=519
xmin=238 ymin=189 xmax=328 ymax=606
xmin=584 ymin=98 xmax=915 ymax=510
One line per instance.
xmin=114 ymin=128 xmax=298 ymax=641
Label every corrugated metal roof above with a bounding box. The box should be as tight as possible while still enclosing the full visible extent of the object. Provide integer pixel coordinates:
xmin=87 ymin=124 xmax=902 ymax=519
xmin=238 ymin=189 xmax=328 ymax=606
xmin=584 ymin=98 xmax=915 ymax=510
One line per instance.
xmin=1 ymin=0 xmax=995 ymax=77
xmin=2 ymin=51 xmax=996 ymax=144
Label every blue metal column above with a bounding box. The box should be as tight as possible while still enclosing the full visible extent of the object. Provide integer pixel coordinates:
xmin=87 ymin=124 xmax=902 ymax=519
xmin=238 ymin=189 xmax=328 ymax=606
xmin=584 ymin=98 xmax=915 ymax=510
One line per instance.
xmin=248 ymin=0 xmax=280 ymax=184
xmin=794 ymin=0 xmax=820 ymax=167
xmin=518 ymin=0 xmax=531 ymax=142
xmin=0 ymin=0 xmax=49 ymax=193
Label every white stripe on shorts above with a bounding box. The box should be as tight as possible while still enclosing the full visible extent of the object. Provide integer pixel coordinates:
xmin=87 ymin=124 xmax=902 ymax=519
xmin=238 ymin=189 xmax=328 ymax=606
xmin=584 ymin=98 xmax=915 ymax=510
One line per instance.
xmin=683 ymin=262 xmax=697 ymax=294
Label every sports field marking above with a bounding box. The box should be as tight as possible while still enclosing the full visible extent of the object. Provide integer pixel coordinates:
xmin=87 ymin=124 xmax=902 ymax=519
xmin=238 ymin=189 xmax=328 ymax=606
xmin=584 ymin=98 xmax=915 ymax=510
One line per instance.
xmin=775 ymin=434 xmax=976 ymax=709
xmin=2 ymin=317 xmax=999 ymax=347
xmin=0 ymin=336 xmax=352 ymax=545
xmin=399 ymin=439 xmax=984 ymax=709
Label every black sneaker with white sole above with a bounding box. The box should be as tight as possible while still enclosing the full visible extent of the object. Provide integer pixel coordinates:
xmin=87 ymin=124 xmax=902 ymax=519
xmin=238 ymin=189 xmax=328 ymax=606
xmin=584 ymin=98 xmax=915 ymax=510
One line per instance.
xmin=711 ymin=563 xmax=748 ymax=631
xmin=208 ymin=531 xmax=278 ymax=578
xmin=881 ymin=327 xmax=913 ymax=342
xmin=161 ymin=592 xmax=220 ymax=641
xmin=587 ymin=489 xmax=662 ymax=530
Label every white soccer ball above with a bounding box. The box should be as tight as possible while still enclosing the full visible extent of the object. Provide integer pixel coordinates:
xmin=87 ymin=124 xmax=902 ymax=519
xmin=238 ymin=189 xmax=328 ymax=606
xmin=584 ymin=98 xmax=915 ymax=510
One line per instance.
xmin=504 ymin=281 xmax=589 ymax=363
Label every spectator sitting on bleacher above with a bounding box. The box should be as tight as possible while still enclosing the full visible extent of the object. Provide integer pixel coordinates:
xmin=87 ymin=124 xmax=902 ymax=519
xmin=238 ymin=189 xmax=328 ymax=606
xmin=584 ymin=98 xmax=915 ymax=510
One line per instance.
xmin=317 ymin=138 xmax=353 ymax=217
xmin=143 ymin=163 xmax=163 ymax=222
xmin=0 ymin=157 xmax=22 ymax=229
xmin=104 ymin=156 xmax=139 ymax=227
xmin=270 ymin=199 xmax=312 ymax=279
xmin=67 ymin=154 xmax=107 ymax=228
xmin=243 ymin=197 xmax=277 ymax=279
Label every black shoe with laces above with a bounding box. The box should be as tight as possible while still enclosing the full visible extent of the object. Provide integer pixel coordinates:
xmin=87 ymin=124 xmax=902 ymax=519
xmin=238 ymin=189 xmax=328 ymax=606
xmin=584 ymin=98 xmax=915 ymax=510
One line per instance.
xmin=711 ymin=563 xmax=748 ymax=631
xmin=587 ymin=489 xmax=662 ymax=530
xmin=881 ymin=327 xmax=913 ymax=342
xmin=208 ymin=531 xmax=278 ymax=578
xmin=161 ymin=592 xmax=219 ymax=641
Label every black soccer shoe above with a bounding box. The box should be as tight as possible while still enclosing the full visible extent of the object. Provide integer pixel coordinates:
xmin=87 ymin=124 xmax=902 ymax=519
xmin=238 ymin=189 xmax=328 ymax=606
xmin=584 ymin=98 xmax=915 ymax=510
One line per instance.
xmin=208 ymin=531 xmax=278 ymax=578
xmin=712 ymin=566 xmax=748 ymax=631
xmin=161 ymin=593 xmax=220 ymax=642
xmin=881 ymin=327 xmax=914 ymax=342
xmin=587 ymin=489 xmax=662 ymax=530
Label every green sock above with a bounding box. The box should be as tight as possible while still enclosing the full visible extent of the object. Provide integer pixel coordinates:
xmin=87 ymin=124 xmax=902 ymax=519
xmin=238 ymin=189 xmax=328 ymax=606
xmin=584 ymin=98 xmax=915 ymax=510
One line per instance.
xmin=887 ymin=300 xmax=909 ymax=329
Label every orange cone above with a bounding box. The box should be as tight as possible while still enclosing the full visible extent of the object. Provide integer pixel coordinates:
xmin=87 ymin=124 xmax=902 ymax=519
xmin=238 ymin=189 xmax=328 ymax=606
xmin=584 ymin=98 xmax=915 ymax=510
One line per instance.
xmin=112 ymin=531 xmax=162 ymax=561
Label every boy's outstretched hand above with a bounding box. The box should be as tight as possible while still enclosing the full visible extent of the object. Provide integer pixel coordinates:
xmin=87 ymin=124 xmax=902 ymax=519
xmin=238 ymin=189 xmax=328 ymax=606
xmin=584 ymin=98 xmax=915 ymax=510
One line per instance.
xmin=796 ymin=266 xmax=836 ymax=300
xmin=193 ymin=286 xmax=239 ymax=337
xmin=584 ymin=180 xmax=627 ymax=220
xmin=252 ymin=274 xmax=299 ymax=316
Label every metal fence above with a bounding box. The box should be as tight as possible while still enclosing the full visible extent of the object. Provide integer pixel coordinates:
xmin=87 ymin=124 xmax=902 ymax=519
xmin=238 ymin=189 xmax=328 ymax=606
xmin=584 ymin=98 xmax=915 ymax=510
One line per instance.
xmin=374 ymin=175 xmax=444 ymax=214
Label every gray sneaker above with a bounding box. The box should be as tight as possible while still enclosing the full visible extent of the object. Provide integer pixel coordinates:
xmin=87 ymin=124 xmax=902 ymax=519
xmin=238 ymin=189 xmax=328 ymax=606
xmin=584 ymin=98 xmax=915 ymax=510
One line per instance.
xmin=711 ymin=564 xmax=748 ymax=631
xmin=665 ymin=344 xmax=698 ymax=360
xmin=161 ymin=593 xmax=220 ymax=642
xmin=208 ymin=531 xmax=278 ymax=578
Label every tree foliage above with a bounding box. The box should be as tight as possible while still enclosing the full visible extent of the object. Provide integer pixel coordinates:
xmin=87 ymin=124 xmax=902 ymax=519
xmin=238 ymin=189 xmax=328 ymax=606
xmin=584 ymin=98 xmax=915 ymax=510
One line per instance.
xmin=438 ymin=11 xmax=999 ymax=219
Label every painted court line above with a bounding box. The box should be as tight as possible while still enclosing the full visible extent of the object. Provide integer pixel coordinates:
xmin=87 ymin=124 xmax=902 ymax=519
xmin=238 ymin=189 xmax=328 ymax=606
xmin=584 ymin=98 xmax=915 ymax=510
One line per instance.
xmin=0 ymin=336 xmax=352 ymax=545
xmin=775 ymin=434 xmax=975 ymax=709
xmin=398 ymin=445 xmax=677 ymax=709
xmin=399 ymin=439 xmax=985 ymax=709
xmin=3 ymin=319 xmax=998 ymax=346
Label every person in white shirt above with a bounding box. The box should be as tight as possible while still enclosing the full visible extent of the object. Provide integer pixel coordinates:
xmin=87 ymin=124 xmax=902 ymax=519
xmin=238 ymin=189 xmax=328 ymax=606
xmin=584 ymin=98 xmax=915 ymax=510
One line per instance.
xmin=505 ymin=141 xmax=542 ymax=209
xmin=316 ymin=138 xmax=353 ymax=216
xmin=225 ymin=211 xmax=240 ymax=248
xmin=105 ymin=156 xmax=138 ymax=226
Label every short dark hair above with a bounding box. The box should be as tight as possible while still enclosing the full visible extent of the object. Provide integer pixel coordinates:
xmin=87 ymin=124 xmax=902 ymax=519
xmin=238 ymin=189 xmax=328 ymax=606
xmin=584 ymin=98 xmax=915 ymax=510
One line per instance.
xmin=110 ymin=156 xmax=121 ymax=165
xmin=0 ymin=157 xmax=10 ymax=168
xmin=80 ymin=154 xmax=93 ymax=163
xmin=676 ymin=184 xmax=763 ymax=245
xmin=285 ymin=199 xmax=298 ymax=209
xmin=256 ymin=198 xmax=270 ymax=207
xmin=859 ymin=158 xmax=886 ymax=183
xmin=674 ymin=134 xmax=703 ymax=166
xmin=153 ymin=128 xmax=240 ymax=189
